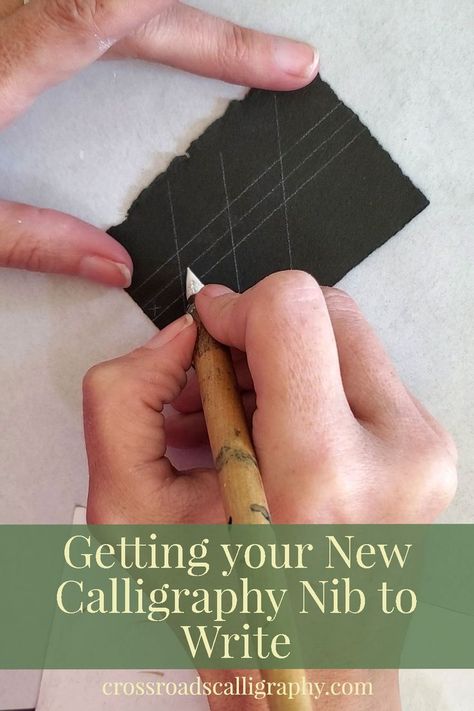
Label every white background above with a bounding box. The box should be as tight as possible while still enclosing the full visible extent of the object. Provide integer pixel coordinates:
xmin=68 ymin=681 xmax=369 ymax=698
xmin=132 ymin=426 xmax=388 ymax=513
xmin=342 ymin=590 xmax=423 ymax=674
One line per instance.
xmin=0 ymin=0 xmax=472 ymax=708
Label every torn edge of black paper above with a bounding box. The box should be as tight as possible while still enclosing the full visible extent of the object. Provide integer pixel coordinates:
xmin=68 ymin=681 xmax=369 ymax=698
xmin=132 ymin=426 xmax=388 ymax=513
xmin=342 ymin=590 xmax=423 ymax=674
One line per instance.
xmin=108 ymin=77 xmax=429 ymax=328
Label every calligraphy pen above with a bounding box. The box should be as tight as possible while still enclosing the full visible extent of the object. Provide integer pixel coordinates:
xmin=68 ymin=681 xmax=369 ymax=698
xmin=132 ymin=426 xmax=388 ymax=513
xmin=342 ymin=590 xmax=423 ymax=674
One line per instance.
xmin=186 ymin=268 xmax=311 ymax=711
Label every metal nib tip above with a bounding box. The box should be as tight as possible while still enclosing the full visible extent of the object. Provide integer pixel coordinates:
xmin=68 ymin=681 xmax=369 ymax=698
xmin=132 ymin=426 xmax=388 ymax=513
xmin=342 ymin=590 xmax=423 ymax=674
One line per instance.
xmin=186 ymin=268 xmax=205 ymax=301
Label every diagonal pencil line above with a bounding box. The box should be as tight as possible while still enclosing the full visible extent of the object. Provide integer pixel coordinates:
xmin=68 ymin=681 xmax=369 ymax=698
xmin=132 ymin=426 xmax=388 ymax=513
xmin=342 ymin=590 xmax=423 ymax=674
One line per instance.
xmin=223 ymin=100 xmax=343 ymax=211
xmin=201 ymin=128 xmax=367 ymax=280
xmin=220 ymin=152 xmax=240 ymax=291
xmin=167 ymin=180 xmax=185 ymax=309
xmin=285 ymin=115 xmax=356 ymax=181
xmin=285 ymin=101 xmax=342 ymax=154
xmin=140 ymin=116 xmax=357 ymax=310
xmin=286 ymin=127 xmax=367 ymax=202
xmin=131 ymin=101 xmax=344 ymax=295
xmin=182 ymin=101 xmax=343 ymax=250
xmin=141 ymin=170 xmax=280 ymax=309
xmin=141 ymin=172 xmax=282 ymax=308
xmin=152 ymin=127 xmax=367 ymax=322
xmin=274 ymin=94 xmax=292 ymax=268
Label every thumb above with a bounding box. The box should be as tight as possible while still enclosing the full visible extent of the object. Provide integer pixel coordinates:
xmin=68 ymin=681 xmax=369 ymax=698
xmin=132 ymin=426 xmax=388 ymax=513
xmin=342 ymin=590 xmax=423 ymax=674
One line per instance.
xmin=109 ymin=3 xmax=319 ymax=91
xmin=0 ymin=200 xmax=132 ymax=286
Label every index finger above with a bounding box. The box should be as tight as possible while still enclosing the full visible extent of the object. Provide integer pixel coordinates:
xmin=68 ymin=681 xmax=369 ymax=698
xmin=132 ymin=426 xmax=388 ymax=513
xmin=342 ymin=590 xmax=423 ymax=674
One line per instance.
xmin=0 ymin=199 xmax=132 ymax=286
xmin=195 ymin=271 xmax=352 ymax=455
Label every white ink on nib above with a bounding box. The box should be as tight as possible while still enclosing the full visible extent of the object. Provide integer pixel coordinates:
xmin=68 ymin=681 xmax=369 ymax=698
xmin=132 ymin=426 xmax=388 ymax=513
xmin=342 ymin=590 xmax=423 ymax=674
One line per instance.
xmin=186 ymin=268 xmax=204 ymax=300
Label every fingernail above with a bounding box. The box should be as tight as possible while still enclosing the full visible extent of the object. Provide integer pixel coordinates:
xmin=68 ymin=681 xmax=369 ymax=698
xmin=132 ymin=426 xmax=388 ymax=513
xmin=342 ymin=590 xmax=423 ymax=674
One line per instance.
xmin=273 ymin=39 xmax=319 ymax=79
xmin=145 ymin=313 xmax=195 ymax=349
xmin=200 ymin=284 xmax=233 ymax=298
xmin=79 ymin=256 xmax=132 ymax=288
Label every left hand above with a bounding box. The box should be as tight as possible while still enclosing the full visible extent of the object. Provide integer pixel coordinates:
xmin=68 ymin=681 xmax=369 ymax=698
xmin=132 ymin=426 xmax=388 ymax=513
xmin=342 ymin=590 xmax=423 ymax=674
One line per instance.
xmin=0 ymin=0 xmax=318 ymax=285
xmin=0 ymin=0 xmax=319 ymax=129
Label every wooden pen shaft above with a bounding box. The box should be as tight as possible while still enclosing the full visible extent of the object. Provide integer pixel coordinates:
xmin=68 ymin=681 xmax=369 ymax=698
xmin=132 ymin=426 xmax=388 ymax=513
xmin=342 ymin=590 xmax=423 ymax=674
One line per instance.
xmin=192 ymin=309 xmax=270 ymax=525
xmin=191 ymin=306 xmax=311 ymax=711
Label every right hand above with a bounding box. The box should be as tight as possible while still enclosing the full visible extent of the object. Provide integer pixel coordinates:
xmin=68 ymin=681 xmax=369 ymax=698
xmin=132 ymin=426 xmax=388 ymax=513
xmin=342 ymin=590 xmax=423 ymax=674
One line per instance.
xmin=84 ymin=270 xmax=457 ymax=527
xmin=168 ymin=271 xmax=457 ymax=525
xmin=83 ymin=270 xmax=457 ymax=711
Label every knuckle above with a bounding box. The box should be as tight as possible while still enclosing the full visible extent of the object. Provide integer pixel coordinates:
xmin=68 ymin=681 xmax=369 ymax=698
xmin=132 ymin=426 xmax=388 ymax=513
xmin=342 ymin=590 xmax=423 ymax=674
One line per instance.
xmin=1 ymin=232 xmax=44 ymax=272
xmin=437 ymin=427 xmax=458 ymax=463
xmin=82 ymin=363 xmax=106 ymax=400
xmin=250 ymin=271 xmax=325 ymax=330
xmin=219 ymin=24 xmax=252 ymax=69
xmin=1 ymin=234 xmax=24 ymax=269
xmin=412 ymin=442 xmax=458 ymax=516
xmin=276 ymin=269 xmax=319 ymax=291
xmin=323 ymin=286 xmax=360 ymax=317
xmin=44 ymin=0 xmax=109 ymax=37
xmin=23 ymin=243 xmax=43 ymax=271
xmin=256 ymin=270 xmax=322 ymax=310
xmin=82 ymin=360 xmax=122 ymax=404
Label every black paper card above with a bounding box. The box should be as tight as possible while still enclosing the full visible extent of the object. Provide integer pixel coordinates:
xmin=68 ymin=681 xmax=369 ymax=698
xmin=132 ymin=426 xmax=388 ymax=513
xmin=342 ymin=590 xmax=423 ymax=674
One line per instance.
xmin=109 ymin=77 xmax=428 ymax=328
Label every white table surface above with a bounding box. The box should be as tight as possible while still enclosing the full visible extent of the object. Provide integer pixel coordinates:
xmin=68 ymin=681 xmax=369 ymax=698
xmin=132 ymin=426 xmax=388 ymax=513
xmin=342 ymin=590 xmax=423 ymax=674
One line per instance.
xmin=0 ymin=0 xmax=472 ymax=708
